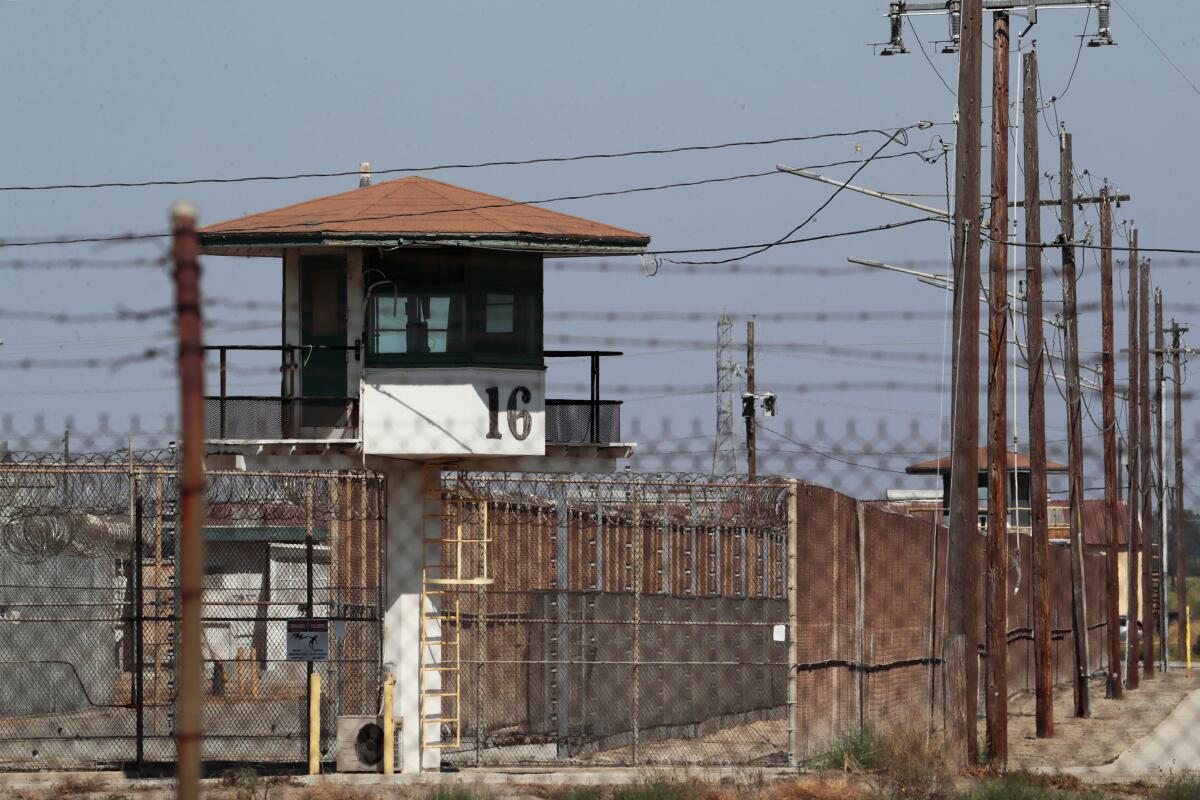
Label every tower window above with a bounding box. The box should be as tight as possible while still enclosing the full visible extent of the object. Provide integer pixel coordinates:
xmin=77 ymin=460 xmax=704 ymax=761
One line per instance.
xmin=363 ymin=250 xmax=541 ymax=368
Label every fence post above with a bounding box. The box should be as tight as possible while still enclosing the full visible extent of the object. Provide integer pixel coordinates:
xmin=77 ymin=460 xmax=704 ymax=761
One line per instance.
xmin=382 ymin=672 xmax=396 ymax=775
xmin=631 ymin=478 xmax=641 ymax=765
xmin=305 ymin=481 xmax=316 ymax=769
xmin=218 ymin=347 xmax=227 ymax=439
xmin=555 ymin=489 xmax=570 ymax=750
xmin=308 ymin=672 xmax=321 ymax=775
xmin=786 ymin=480 xmax=799 ymax=768
xmin=855 ymin=502 xmax=867 ymax=732
xmin=133 ymin=471 xmax=144 ymax=774
xmin=476 ymin=501 xmax=486 ymax=768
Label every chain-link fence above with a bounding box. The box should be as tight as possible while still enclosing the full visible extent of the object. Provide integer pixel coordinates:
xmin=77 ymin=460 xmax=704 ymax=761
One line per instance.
xmin=433 ymin=471 xmax=793 ymax=767
xmin=0 ymin=447 xmax=1146 ymax=773
xmin=0 ymin=451 xmax=385 ymax=770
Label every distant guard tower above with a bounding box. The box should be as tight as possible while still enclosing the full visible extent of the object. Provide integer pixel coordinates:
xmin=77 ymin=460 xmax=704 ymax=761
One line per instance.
xmin=905 ymin=447 xmax=1068 ymax=530
xmin=199 ymin=175 xmax=649 ymax=771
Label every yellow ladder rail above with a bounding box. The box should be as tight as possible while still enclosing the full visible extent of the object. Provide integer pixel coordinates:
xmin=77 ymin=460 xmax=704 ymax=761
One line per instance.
xmin=418 ymin=465 xmax=492 ymax=755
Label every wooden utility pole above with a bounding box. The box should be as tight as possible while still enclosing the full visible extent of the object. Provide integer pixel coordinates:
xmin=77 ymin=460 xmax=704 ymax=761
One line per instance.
xmin=1099 ymin=188 xmax=1123 ymax=699
xmin=948 ymin=0 xmax=984 ymax=764
xmin=1059 ymin=132 xmax=1090 ymax=718
xmin=1140 ymin=259 xmax=1155 ymax=677
xmin=172 ymin=202 xmax=205 ymax=800
xmin=1155 ymin=291 xmax=1167 ymax=672
xmin=1170 ymin=320 xmax=1188 ymax=661
xmin=984 ymin=9 xmax=1010 ymax=766
xmin=1127 ymin=230 xmax=1141 ymax=690
xmin=1022 ymin=49 xmax=1054 ymax=738
xmin=745 ymin=319 xmax=756 ymax=480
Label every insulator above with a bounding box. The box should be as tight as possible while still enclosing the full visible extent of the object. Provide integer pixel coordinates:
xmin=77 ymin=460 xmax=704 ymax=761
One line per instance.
xmin=1097 ymin=2 xmax=1111 ymax=35
xmin=949 ymin=1 xmax=962 ymax=45
xmin=889 ymin=3 xmax=904 ymax=47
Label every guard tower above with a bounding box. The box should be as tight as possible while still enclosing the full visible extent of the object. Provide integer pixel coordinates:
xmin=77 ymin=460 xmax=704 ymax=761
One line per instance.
xmin=198 ymin=174 xmax=650 ymax=771
xmin=905 ymin=447 xmax=1068 ymax=530
xmin=200 ymin=174 xmax=648 ymax=460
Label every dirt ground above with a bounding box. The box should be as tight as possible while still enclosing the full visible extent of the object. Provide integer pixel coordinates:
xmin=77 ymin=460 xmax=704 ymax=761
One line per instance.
xmin=1008 ymin=670 xmax=1198 ymax=769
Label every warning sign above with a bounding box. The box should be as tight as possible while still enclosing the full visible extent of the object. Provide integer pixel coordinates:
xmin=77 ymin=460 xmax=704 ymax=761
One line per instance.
xmin=286 ymin=619 xmax=329 ymax=661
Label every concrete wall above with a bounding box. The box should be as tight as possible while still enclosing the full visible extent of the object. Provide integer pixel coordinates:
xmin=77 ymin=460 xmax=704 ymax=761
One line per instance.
xmin=0 ymin=555 xmax=118 ymax=717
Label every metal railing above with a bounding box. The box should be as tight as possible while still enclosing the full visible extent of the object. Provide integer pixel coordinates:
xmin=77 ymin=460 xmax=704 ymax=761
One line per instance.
xmin=205 ymin=345 xmax=360 ymax=441
xmin=544 ymin=351 xmax=623 ymax=445
xmin=203 ymin=346 xmax=620 ymax=444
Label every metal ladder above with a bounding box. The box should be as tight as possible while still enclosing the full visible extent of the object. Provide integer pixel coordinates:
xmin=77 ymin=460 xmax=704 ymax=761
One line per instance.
xmin=419 ymin=466 xmax=491 ymax=750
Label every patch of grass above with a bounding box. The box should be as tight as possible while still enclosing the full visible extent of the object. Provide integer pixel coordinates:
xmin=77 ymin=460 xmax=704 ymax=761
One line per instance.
xmin=1152 ymin=774 xmax=1200 ymax=800
xmin=759 ymin=776 xmax=872 ymax=800
xmin=51 ymin=775 xmax=108 ymax=796
xmin=811 ymin=726 xmax=890 ymax=772
xmin=425 ymin=786 xmax=492 ymax=800
xmin=302 ymin=785 xmax=381 ymax=800
xmin=610 ymin=781 xmax=694 ymax=800
xmin=220 ymin=767 xmax=277 ymax=800
xmin=875 ymin=728 xmax=955 ymax=799
xmin=963 ymin=772 xmax=1106 ymax=800
xmin=554 ymin=787 xmax=608 ymax=800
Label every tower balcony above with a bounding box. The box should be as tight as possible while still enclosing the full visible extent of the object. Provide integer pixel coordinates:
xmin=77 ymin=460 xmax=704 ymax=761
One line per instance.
xmin=203 ymin=346 xmax=625 ymax=454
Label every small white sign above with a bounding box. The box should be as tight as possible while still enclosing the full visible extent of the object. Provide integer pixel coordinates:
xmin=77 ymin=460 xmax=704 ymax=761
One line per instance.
xmin=772 ymin=624 xmax=787 ymax=643
xmin=286 ymin=619 xmax=329 ymax=661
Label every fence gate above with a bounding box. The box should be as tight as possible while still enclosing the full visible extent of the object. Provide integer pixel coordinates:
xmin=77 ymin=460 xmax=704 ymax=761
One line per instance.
xmin=0 ymin=453 xmax=385 ymax=770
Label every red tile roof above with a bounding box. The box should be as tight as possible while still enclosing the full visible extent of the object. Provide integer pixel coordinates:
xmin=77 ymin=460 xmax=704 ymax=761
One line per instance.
xmin=199 ymin=176 xmax=650 ymax=256
xmin=1048 ymin=498 xmax=1129 ymax=547
xmin=906 ymin=446 xmax=1068 ymax=474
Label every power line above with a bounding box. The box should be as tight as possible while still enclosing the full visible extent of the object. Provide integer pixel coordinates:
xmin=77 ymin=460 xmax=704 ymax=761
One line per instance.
xmin=664 ymin=126 xmax=936 ymax=264
xmin=756 ymin=423 xmax=911 ymax=475
xmin=639 ymin=216 xmax=943 ymax=259
xmin=0 ymin=149 xmax=944 ymax=250
xmin=907 ymin=16 xmax=958 ymax=97
xmin=545 ymin=310 xmax=954 ymax=323
xmin=0 ymin=125 xmax=946 ymax=193
xmin=199 ymin=147 xmax=945 ymax=235
xmin=1056 ymin=4 xmax=1093 ymax=101
xmin=1113 ymin=0 xmax=1200 ymax=99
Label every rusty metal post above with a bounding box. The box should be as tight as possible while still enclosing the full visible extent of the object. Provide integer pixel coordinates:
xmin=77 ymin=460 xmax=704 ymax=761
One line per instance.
xmin=1023 ymin=49 xmax=1054 ymax=737
xmin=745 ymin=320 xmax=756 ymax=480
xmin=1171 ymin=322 xmax=1188 ymax=662
xmin=630 ymin=479 xmax=641 ymax=764
xmin=172 ymin=202 xmax=206 ymax=800
xmin=1099 ymin=189 xmax=1123 ymax=699
xmin=984 ymin=9 xmax=1010 ymax=766
xmin=1140 ymin=259 xmax=1155 ymax=677
xmin=786 ymin=480 xmax=799 ymax=767
xmin=1155 ymin=291 xmax=1168 ymax=672
xmin=305 ymin=482 xmax=319 ymax=769
xmin=134 ymin=476 xmax=145 ymax=773
xmin=1127 ymin=230 xmax=1142 ymax=690
xmin=949 ymin=0 xmax=985 ymax=763
xmin=1059 ymin=132 xmax=1090 ymax=718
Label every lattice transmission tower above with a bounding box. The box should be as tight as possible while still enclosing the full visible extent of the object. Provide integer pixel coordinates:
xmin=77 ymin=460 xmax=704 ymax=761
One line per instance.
xmin=712 ymin=310 xmax=738 ymax=475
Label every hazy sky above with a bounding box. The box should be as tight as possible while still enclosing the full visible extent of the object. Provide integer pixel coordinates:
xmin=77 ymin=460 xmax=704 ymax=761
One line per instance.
xmin=2 ymin=1 xmax=1197 ymax=497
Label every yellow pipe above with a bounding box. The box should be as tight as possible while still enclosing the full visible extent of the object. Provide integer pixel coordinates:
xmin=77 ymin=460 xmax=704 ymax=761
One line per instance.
xmin=382 ymin=672 xmax=396 ymax=775
xmin=250 ymin=647 xmax=258 ymax=698
xmin=308 ymin=672 xmax=321 ymax=775
xmin=1187 ymin=607 xmax=1192 ymax=679
xmin=236 ymin=648 xmax=245 ymax=698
